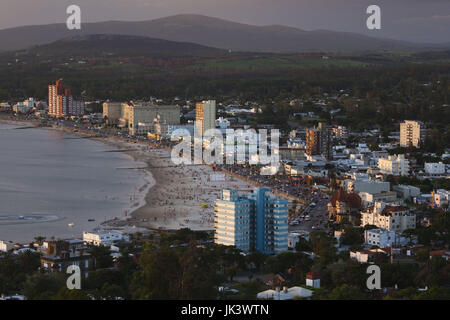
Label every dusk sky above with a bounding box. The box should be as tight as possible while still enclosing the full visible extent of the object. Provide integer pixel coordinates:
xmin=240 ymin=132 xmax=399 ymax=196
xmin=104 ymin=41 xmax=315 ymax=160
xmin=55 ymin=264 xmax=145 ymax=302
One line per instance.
xmin=1 ymin=0 xmax=449 ymax=43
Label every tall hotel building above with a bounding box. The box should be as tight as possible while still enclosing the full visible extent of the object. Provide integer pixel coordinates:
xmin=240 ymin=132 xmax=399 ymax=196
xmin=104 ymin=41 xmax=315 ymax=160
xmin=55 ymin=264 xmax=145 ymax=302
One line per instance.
xmin=214 ymin=187 xmax=289 ymax=255
xmin=48 ymin=79 xmax=85 ymax=117
xmin=400 ymin=120 xmax=426 ymax=148
xmin=196 ymin=100 xmax=216 ymax=135
xmin=306 ymin=122 xmax=333 ymax=160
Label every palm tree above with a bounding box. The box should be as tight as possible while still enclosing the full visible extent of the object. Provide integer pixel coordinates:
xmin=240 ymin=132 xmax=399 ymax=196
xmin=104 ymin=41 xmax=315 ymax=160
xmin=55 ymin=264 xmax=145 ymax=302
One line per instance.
xmin=34 ymin=236 xmax=46 ymax=245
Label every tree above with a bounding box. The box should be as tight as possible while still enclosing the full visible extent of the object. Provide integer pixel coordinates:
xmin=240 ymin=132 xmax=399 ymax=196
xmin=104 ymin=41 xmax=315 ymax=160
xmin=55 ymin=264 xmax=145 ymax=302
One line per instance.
xmin=89 ymin=245 xmax=113 ymax=269
xmin=340 ymin=226 xmax=364 ymax=246
xmin=414 ymin=286 xmax=450 ymax=300
xmin=295 ymin=237 xmax=312 ymax=252
xmin=327 ymin=284 xmax=367 ymax=300
xmin=415 ymin=249 xmax=430 ymax=263
xmin=384 ymin=287 xmax=418 ymax=300
xmin=310 ymin=232 xmax=337 ymax=266
xmin=53 ymin=287 xmax=90 ymax=300
xmin=233 ymin=280 xmax=267 ymax=300
xmin=33 ymin=236 xmax=46 ymax=245
xmin=247 ymin=251 xmax=268 ymax=272
xmin=22 ymin=273 xmax=65 ymax=300
xmin=401 ymin=229 xmax=416 ymax=245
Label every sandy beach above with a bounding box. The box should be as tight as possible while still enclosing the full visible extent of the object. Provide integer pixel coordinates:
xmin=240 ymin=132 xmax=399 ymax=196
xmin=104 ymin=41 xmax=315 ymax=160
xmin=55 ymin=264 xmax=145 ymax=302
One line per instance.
xmin=98 ymin=138 xmax=257 ymax=231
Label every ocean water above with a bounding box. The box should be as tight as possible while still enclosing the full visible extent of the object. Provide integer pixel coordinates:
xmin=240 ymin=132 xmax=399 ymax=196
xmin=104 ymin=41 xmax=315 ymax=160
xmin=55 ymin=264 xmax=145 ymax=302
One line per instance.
xmin=0 ymin=122 xmax=148 ymax=243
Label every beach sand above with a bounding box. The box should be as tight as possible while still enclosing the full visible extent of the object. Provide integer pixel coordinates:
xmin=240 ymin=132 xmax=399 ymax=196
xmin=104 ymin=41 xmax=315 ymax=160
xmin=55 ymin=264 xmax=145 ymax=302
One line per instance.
xmin=98 ymin=138 xmax=256 ymax=231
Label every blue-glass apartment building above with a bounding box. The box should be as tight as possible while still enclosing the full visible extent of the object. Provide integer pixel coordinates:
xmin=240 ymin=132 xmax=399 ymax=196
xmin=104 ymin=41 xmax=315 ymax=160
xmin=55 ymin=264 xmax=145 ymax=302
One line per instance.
xmin=214 ymin=187 xmax=289 ymax=255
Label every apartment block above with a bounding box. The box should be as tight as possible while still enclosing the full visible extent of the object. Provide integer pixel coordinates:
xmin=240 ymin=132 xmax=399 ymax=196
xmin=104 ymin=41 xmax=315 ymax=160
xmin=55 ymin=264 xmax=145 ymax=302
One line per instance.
xmin=306 ymin=122 xmax=333 ymax=160
xmin=214 ymin=190 xmax=252 ymax=253
xmin=424 ymin=162 xmax=446 ymax=176
xmin=102 ymin=101 xmax=122 ymax=125
xmin=214 ymin=187 xmax=288 ymax=255
xmin=361 ymin=202 xmax=416 ymax=233
xmin=196 ymin=100 xmax=217 ymax=136
xmin=400 ymin=120 xmax=426 ymax=148
xmin=378 ymin=154 xmax=410 ymax=176
xmin=119 ymin=102 xmax=180 ymax=135
xmin=364 ymin=229 xmax=408 ymax=247
xmin=48 ymin=79 xmax=84 ymax=117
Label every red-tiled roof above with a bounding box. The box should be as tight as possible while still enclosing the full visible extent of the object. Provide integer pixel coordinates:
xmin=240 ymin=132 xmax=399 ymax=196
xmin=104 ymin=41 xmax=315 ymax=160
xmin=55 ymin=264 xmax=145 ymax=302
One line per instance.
xmin=382 ymin=206 xmax=409 ymax=215
xmin=330 ymin=189 xmax=362 ymax=209
xmin=430 ymin=250 xmax=450 ymax=257
xmin=306 ymin=272 xmax=320 ymax=280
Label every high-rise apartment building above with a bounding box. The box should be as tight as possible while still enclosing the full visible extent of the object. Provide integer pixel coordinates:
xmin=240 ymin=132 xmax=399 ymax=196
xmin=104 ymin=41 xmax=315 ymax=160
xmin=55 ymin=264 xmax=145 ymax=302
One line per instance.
xmin=196 ymin=100 xmax=216 ymax=135
xmin=214 ymin=187 xmax=288 ymax=255
xmin=119 ymin=102 xmax=180 ymax=135
xmin=102 ymin=101 xmax=122 ymax=125
xmin=306 ymin=122 xmax=332 ymax=160
xmin=48 ymin=79 xmax=84 ymax=117
xmin=214 ymin=190 xmax=252 ymax=253
xmin=400 ymin=120 xmax=426 ymax=148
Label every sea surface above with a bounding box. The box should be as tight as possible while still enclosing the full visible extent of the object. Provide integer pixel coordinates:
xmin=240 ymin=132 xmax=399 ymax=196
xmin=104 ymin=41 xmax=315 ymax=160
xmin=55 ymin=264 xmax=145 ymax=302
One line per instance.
xmin=0 ymin=121 xmax=149 ymax=243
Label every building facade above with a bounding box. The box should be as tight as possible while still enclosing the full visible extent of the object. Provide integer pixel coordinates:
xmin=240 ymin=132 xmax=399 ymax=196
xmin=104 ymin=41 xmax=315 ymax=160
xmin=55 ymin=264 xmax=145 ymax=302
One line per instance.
xmin=344 ymin=179 xmax=390 ymax=194
xmin=364 ymin=228 xmax=408 ymax=247
xmin=102 ymin=101 xmax=122 ymax=125
xmin=214 ymin=187 xmax=288 ymax=255
xmin=40 ymin=240 xmax=93 ymax=278
xmin=83 ymin=231 xmax=129 ymax=246
xmin=432 ymin=189 xmax=450 ymax=208
xmin=400 ymin=120 xmax=426 ymax=148
xmin=196 ymin=100 xmax=217 ymax=135
xmin=361 ymin=202 xmax=416 ymax=233
xmin=0 ymin=240 xmax=14 ymax=252
xmin=378 ymin=155 xmax=410 ymax=176
xmin=306 ymin=122 xmax=332 ymax=160
xmin=119 ymin=102 xmax=180 ymax=135
xmin=214 ymin=190 xmax=252 ymax=253
xmin=327 ymin=189 xmax=362 ymax=225
xmin=48 ymin=79 xmax=85 ymax=117
xmin=424 ymin=162 xmax=446 ymax=176
xmin=359 ymin=191 xmax=399 ymax=206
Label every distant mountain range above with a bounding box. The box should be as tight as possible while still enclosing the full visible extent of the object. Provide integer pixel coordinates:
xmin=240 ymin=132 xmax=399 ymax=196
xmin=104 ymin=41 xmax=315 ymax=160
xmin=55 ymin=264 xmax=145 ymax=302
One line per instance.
xmin=22 ymin=34 xmax=223 ymax=58
xmin=0 ymin=14 xmax=447 ymax=53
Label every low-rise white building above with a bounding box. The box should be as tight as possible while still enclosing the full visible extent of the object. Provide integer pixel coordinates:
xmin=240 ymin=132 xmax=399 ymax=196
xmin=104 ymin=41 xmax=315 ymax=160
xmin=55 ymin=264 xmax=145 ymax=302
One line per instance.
xmin=0 ymin=240 xmax=14 ymax=252
xmin=361 ymin=202 xmax=416 ymax=233
xmin=257 ymin=286 xmax=313 ymax=300
xmin=425 ymin=162 xmax=446 ymax=176
xmin=344 ymin=179 xmax=390 ymax=194
xmin=306 ymin=272 xmax=320 ymax=288
xmin=432 ymin=189 xmax=450 ymax=208
xmin=393 ymin=185 xmax=421 ymax=200
xmin=364 ymin=228 xmax=409 ymax=247
xmin=0 ymin=102 xmax=11 ymax=111
xmin=378 ymin=155 xmax=410 ymax=176
xmin=350 ymin=248 xmax=390 ymax=263
xmin=359 ymin=191 xmax=399 ymax=206
xmin=83 ymin=231 xmax=129 ymax=246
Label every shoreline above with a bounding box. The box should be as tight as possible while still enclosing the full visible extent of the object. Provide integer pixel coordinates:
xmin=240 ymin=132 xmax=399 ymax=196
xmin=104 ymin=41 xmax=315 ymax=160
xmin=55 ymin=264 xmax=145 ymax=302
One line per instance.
xmin=0 ymin=114 xmax=293 ymax=235
xmin=0 ymin=118 xmax=152 ymax=242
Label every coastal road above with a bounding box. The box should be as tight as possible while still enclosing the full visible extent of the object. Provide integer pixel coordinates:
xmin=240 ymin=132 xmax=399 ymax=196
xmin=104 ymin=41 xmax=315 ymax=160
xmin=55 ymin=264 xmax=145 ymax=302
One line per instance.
xmin=289 ymin=194 xmax=329 ymax=233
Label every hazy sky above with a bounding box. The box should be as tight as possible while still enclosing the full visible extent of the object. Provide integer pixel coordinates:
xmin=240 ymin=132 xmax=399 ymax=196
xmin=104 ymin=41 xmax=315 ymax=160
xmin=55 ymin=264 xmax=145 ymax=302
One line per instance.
xmin=1 ymin=0 xmax=449 ymax=43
